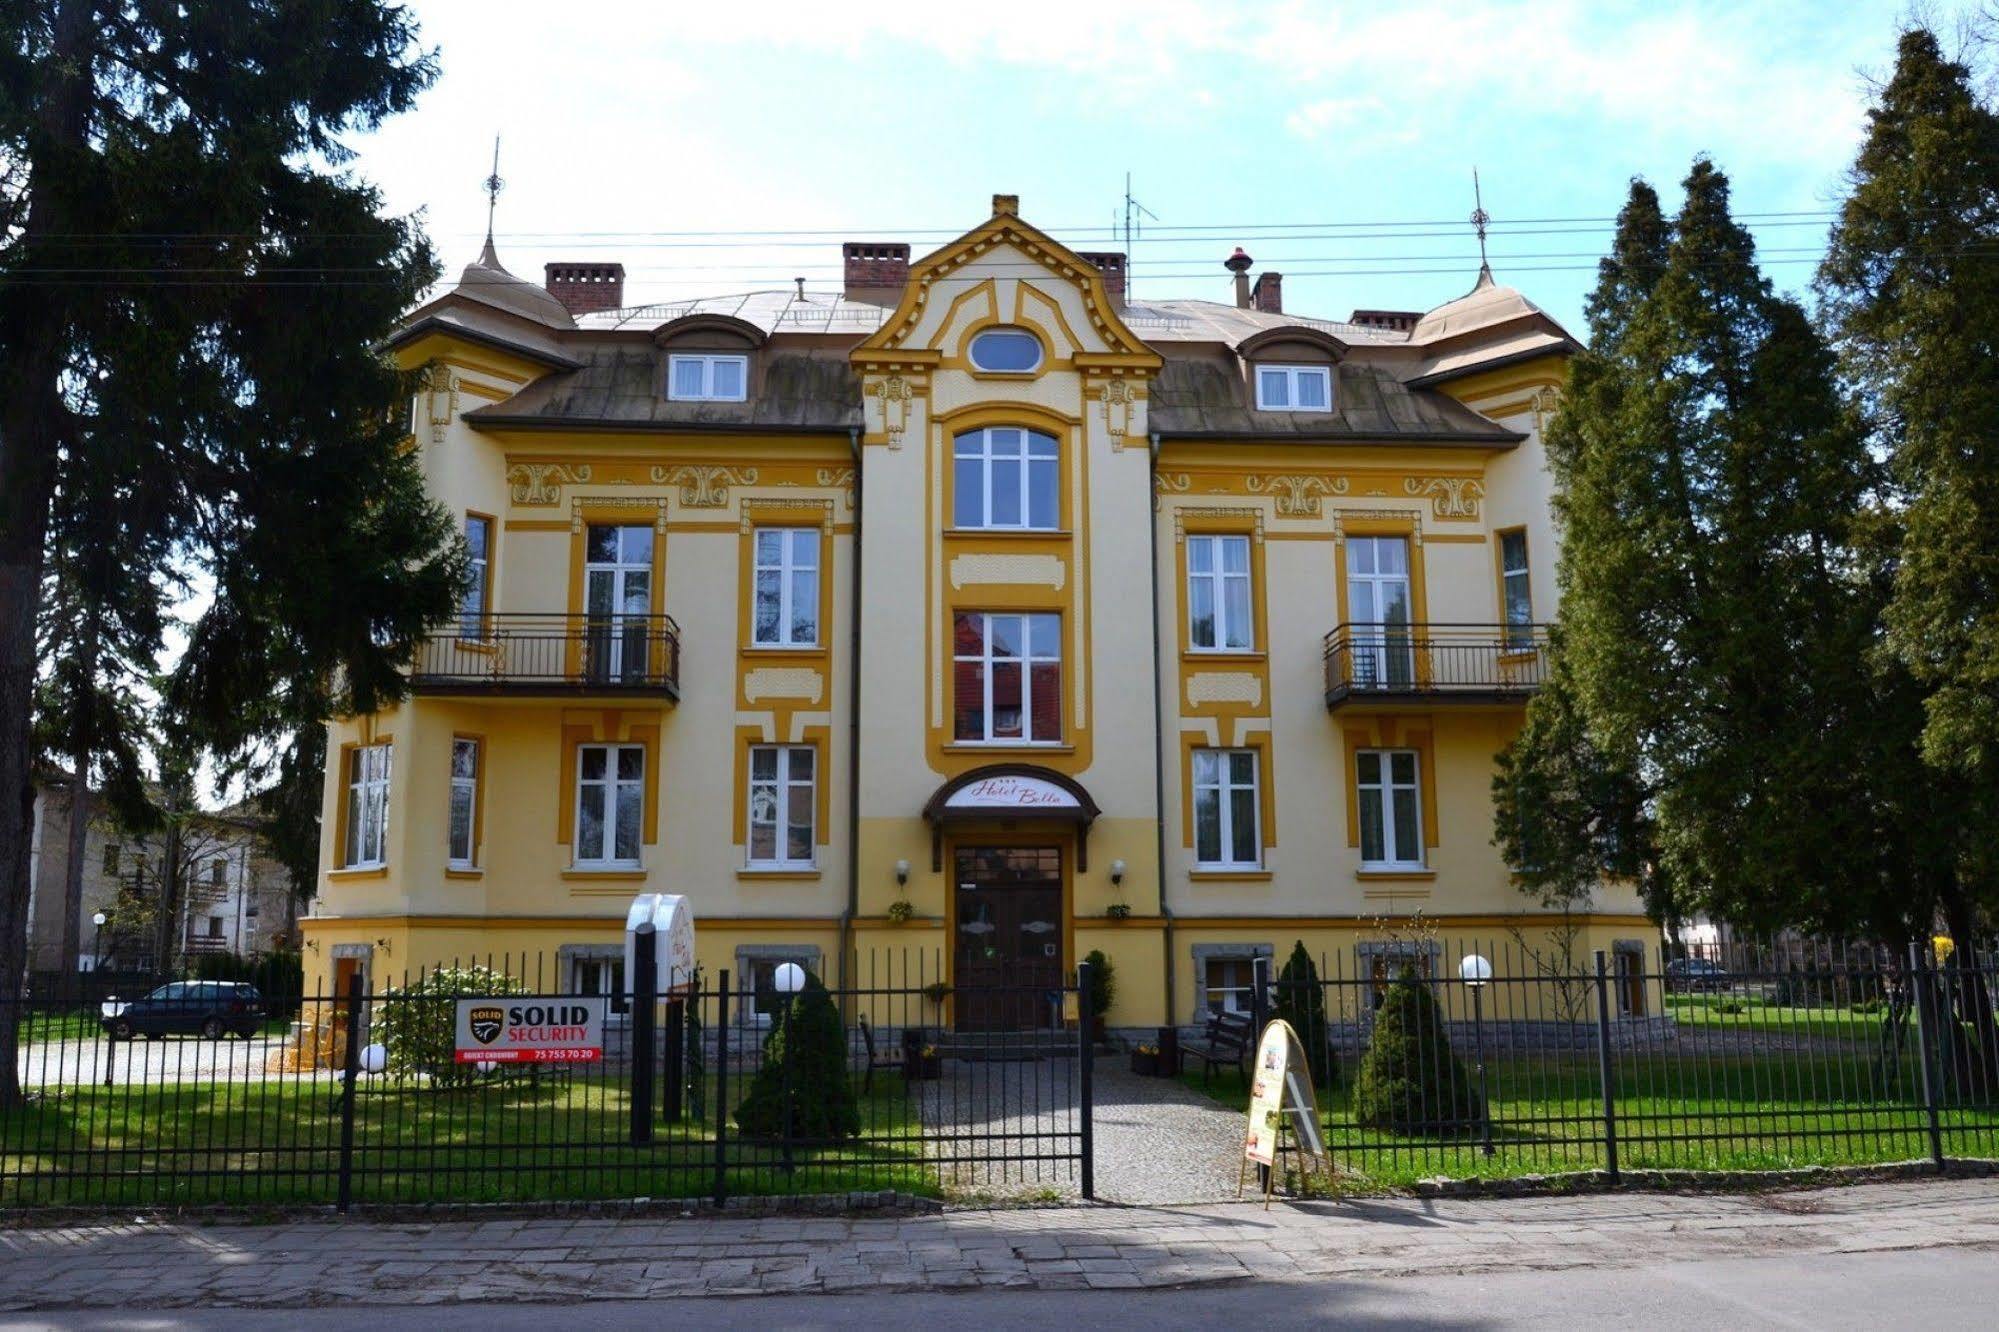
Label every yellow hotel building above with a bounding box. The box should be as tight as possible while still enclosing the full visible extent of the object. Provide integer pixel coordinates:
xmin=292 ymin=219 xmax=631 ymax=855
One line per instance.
xmin=303 ymin=194 xmax=1651 ymax=1028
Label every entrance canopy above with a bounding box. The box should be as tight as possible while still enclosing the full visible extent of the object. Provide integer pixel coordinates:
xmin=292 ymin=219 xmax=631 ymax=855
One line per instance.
xmin=920 ymin=765 xmax=1101 ymax=871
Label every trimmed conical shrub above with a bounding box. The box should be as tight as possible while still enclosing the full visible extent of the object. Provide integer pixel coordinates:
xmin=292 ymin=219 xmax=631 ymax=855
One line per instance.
xmin=1271 ymin=941 xmax=1336 ymax=1088
xmin=734 ymin=973 xmax=860 ymax=1141
xmin=1353 ymin=967 xmax=1485 ymax=1134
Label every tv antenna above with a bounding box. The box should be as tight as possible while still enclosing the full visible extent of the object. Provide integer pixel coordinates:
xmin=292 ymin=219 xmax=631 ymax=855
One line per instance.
xmin=1120 ymin=172 xmax=1158 ymax=294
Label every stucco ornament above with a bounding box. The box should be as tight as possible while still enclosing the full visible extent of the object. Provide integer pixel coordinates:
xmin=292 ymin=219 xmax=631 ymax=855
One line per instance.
xmin=815 ymin=467 xmax=857 ymax=510
xmin=1153 ymin=471 xmax=1193 ymax=511
xmin=1246 ymin=473 xmax=1350 ymax=518
xmin=424 ymin=366 xmax=460 ymax=444
xmin=505 ymin=461 xmax=592 ymax=506
xmin=871 ymin=374 xmax=914 ymax=448
xmin=1405 ymin=476 xmax=1485 ymax=520
xmin=653 ymin=464 xmax=759 ymax=508
xmin=1098 ymin=377 xmax=1136 ymax=443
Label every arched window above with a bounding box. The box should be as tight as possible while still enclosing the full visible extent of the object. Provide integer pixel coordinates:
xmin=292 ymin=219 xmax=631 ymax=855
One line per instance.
xmin=953 ymin=427 xmax=1058 ymax=529
xmin=968 ymin=326 xmax=1044 ymax=373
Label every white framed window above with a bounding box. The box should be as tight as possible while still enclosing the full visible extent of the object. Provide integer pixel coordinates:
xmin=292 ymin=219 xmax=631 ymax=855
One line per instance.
xmin=343 ymin=743 xmax=392 ymax=868
xmin=953 ymin=427 xmax=1058 ymax=530
xmin=748 ymin=745 xmax=816 ymax=868
xmin=666 ymin=353 xmax=748 ymax=402
xmin=1204 ymin=957 xmax=1257 ymax=1015
xmin=1255 ymin=363 xmax=1333 ymax=412
xmin=575 ymin=743 xmax=644 ymax=868
xmin=1347 ymin=535 xmax=1414 ymax=688
xmin=1356 ymin=749 xmax=1423 ymax=869
xmin=572 ymin=954 xmax=630 ymax=1017
xmin=209 ymin=857 xmax=227 ymax=888
xmin=752 ymin=528 xmax=819 ymax=647
xmin=1193 ymin=748 xmax=1261 ymax=868
xmin=953 ymin=612 xmax=1062 ymax=744
xmin=968 ymin=326 xmax=1043 ymax=373
xmin=448 ymin=737 xmax=479 ymax=868
xmin=459 ymin=514 xmax=491 ymax=639
xmin=1187 ymin=534 xmax=1253 ymax=651
xmin=1500 ymin=529 xmax=1533 ymax=649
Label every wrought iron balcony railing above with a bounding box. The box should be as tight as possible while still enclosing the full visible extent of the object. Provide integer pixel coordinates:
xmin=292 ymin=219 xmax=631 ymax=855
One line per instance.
xmin=1323 ymin=622 xmax=1546 ymax=708
xmin=411 ymin=613 xmax=682 ymax=699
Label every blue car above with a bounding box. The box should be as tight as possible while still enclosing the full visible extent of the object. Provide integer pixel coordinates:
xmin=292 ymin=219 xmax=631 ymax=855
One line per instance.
xmin=100 ymin=981 xmax=267 ymax=1040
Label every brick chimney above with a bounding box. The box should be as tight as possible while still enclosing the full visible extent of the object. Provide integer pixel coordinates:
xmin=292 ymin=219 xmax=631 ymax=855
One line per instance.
xmin=1225 ymin=247 xmax=1254 ymax=309
xmin=1251 ymin=271 xmax=1283 ymax=315
xmin=543 ymin=262 xmax=625 ymax=316
xmin=1077 ymin=251 xmax=1126 ymax=308
xmin=842 ymin=242 xmax=911 ymax=304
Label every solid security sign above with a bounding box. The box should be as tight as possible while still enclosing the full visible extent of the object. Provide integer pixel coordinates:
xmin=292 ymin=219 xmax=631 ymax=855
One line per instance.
xmin=453 ymin=997 xmax=606 ymax=1063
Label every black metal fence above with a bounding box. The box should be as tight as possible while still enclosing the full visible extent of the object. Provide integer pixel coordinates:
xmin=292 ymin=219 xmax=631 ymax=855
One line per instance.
xmin=0 ymin=949 xmax=1093 ymax=1211
xmin=1234 ymin=936 xmax=1999 ymax=1186
xmin=1322 ymin=622 xmax=1547 ymax=706
xmin=409 ymin=612 xmax=682 ymax=696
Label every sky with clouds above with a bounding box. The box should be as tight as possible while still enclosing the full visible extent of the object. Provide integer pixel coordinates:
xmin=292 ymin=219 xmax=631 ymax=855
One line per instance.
xmin=348 ymin=0 xmax=1943 ymax=335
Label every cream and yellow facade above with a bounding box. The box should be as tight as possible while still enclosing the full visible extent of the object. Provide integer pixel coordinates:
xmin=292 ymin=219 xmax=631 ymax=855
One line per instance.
xmin=303 ymin=196 xmax=1651 ymax=1025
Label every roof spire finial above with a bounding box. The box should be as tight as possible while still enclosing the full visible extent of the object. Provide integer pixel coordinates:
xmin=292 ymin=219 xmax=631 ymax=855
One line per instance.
xmin=479 ymin=134 xmax=505 ymax=265
xmin=1470 ymin=167 xmax=1493 ymax=286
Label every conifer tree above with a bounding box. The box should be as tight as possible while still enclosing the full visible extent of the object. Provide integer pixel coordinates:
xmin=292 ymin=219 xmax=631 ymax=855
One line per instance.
xmin=1511 ymin=163 xmax=1905 ymax=936
xmin=1353 ymin=968 xmax=1484 ymax=1135
xmin=735 ymin=973 xmax=860 ymax=1141
xmin=1271 ymin=941 xmax=1334 ymax=1087
xmin=1819 ymin=26 xmax=1999 ymax=947
xmin=0 ymin=3 xmax=462 ymax=1106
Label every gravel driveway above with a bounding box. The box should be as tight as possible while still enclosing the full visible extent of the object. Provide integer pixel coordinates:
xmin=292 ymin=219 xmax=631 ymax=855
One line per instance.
xmin=917 ymin=1058 xmax=1244 ymax=1204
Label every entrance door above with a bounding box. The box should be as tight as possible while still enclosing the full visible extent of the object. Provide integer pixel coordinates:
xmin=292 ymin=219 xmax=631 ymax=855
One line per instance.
xmin=1346 ymin=535 xmax=1414 ymax=689
xmin=953 ymin=846 xmax=1063 ymax=1030
xmin=584 ymin=524 xmax=654 ymax=683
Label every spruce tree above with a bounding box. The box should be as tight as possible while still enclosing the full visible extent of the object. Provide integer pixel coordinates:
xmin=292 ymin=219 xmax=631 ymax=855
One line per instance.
xmin=1513 ymin=163 xmax=1902 ymax=938
xmin=1819 ymin=26 xmax=1999 ymax=947
xmin=0 ymin=4 xmax=461 ymax=1105
xmin=735 ymin=973 xmax=861 ymax=1141
xmin=1271 ymin=941 xmax=1334 ymax=1087
xmin=1353 ymin=968 xmax=1484 ymax=1135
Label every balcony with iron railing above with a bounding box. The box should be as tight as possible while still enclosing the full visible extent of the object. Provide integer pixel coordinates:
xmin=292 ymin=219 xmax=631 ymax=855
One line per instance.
xmin=410 ymin=613 xmax=682 ymax=700
xmin=1323 ymin=622 xmax=1547 ymax=709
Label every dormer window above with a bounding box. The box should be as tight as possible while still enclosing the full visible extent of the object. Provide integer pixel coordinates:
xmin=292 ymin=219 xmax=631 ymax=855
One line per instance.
xmin=1255 ymin=364 xmax=1332 ymax=412
xmin=668 ymin=353 xmax=748 ymax=402
xmin=969 ymin=327 xmax=1043 ymax=373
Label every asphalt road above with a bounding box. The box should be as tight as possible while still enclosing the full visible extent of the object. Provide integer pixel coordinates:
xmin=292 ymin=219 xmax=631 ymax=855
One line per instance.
xmin=6 ymin=1244 xmax=1996 ymax=1331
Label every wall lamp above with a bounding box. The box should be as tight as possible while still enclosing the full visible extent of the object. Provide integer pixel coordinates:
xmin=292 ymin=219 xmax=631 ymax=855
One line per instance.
xmin=1109 ymin=859 xmax=1127 ymax=889
xmin=894 ymin=858 xmax=911 ymax=887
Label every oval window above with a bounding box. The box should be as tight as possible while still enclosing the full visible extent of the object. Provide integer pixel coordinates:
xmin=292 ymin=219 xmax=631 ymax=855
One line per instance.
xmin=969 ymin=327 xmax=1043 ymax=373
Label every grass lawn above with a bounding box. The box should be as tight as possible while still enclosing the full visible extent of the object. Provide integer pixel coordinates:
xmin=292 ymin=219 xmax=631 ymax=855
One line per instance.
xmin=0 ymin=1071 xmax=935 ymax=1208
xmin=1185 ymin=1047 xmax=1999 ymax=1191
xmin=1663 ymin=993 xmax=1890 ymax=1039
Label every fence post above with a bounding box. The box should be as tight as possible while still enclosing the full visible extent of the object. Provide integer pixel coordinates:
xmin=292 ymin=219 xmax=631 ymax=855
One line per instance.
xmin=335 ymin=970 xmax=363 ymax=1213
xmin=1592 ymin=951 xmax=1619 ymax=1183
xmin=1076 ymin=959 xmax=1095 ymax=1201
xmin=1251 ymin=952 xmax=1270 ymax=1036
xmin=663 ymin=997 xmax=685 ymax=1123
xmin=1908 ymin=942 xmax=1946 ymax=1173
xmin=630 ymin=923 xmax=657 ymax=1146
xmin=712 ymin=969 xmax=731 ymax=1207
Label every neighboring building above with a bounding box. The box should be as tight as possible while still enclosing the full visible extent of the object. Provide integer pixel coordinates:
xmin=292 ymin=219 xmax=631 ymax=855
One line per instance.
xmin=303 ymin=195 xmax=1652 ymax=1025
xmin=25 ymin=774 xmax=296 ymax=973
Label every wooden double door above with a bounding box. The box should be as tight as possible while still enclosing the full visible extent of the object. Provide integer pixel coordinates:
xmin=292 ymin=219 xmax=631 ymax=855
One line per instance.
xmin=953 ymin=846 xmax=1064 ymax=1030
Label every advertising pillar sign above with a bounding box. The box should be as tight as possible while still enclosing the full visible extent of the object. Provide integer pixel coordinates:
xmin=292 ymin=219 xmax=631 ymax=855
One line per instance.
xmin=454 ymin=997 xmax=606 ymax=1063
xmin=1240 ymin=1018 xmax=1332 ymax=1205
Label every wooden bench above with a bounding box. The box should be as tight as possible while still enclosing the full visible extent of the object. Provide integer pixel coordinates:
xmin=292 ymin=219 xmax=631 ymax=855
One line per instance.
xmin=1180 ymin=1010 xmax=1255 ymax=1087
xmin=856 ymin=1016 xmax=905 ymax=1093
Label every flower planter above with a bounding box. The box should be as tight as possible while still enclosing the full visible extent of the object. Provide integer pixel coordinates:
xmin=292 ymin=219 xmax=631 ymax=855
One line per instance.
xmin=1130 ymin=1050 xmax=1160 ymax=1077
xmin=905 ymin=1053 xmax=942 ymax=1080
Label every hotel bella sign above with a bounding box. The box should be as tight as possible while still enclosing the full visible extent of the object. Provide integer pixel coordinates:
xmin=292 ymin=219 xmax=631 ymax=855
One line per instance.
xmin=942 ymin=775 xmax=1082 ymax=811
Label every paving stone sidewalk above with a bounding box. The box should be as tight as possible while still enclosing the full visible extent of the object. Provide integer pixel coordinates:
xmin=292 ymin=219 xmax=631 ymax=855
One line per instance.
xmin=3 ymin=1179 xmax=1997 ymax=1309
